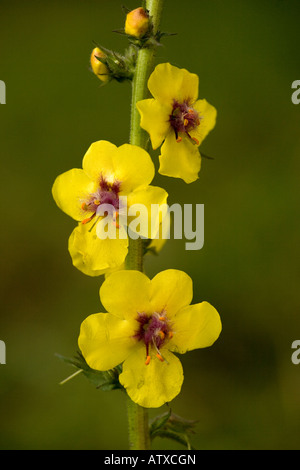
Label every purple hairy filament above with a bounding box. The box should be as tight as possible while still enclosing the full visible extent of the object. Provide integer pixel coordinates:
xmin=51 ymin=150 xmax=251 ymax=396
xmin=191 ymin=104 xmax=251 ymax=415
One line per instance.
xmin=169 ymin=99 xmax=201 ymax=145
xmin=134 ymin=312 xmax=173 ymax=365
xmin=81 ymin=175 xmax=121 ymax=225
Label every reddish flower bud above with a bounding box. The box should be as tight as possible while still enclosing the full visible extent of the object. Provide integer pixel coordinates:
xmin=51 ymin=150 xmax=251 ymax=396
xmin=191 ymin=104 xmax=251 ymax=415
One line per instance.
xmin=125 ymin=7 xmax=150 ymax=38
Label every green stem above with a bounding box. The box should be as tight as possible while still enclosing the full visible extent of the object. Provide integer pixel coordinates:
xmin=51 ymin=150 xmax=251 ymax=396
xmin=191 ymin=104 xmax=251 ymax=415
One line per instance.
xmin=125 ymin=0 xmax=164 ymax=451
xmin=127 ymin=395 xmax=151 ymax=450
xmin=130 ymin=0 xmax=164 ymax=149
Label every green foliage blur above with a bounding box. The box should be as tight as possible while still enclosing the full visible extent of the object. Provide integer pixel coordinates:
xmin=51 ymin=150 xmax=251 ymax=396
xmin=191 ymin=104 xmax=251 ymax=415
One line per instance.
xmin=0 ymin=0 xmax=300 ymax=450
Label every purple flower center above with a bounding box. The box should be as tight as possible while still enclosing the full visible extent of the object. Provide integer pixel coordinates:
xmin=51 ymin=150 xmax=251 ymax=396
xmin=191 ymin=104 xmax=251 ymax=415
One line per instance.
xmin=169 ymin=99 xmax=201 ymax=144
xmin=134 ymin=312 xmax=173 ymax=365
xmin=81 ymin=175 xmax=121 ymax=225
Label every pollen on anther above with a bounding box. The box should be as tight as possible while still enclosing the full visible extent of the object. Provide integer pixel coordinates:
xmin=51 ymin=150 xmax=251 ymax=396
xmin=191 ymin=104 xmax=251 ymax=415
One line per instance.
xmin=82 ymin=217 xmax=92 ymax=224
xmin=159 ymin=330 xmax=165 ymax=340
xmin=156 ymin=353 xmax=164 ymax=362
xmin=159 ymin=316 xmax=166 ymax=321
xmin=145 ymin=355 xmax=151 ymax=365
xmin=176 ymin=137 xmax=182 ymax=143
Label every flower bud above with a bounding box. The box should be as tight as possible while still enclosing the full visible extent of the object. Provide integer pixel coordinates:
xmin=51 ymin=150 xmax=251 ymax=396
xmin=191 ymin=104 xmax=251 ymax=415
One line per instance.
xmin=125 ymin=7 xmax=150 ymax=38
xmin=90 ymin=47 xmax=109 ymax=82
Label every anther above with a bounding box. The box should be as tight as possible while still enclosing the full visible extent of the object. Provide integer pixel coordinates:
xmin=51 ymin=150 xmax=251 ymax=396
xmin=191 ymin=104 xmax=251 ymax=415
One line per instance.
xmin=82 ymin=216 xmax=93 ymax=224
xmin=184 ymin=118 xmax=189 ymax=127
xmin=192 ymin=137 xmax=200 ymax=145
xmin=176 ymin=136 xmax=182 ymax=143
xmin=113 ymin=211 xmax=120 ymax=229
xmin=159 ymin=330 xmax=165 ymax=340
xmin=156 ymin=353 xmax=164 ymax=362
xmin=81 ymin=202 xmax=88 ymax=211
xmin=168 ymin=331 xmax=174 ymax=339
xmin=145 ymin=355 xmax=151 ymax=365
xmin=159 ymin=316 xmax=165 ymax=321
xmin=94 ymin=200 xmax=101 ymax=205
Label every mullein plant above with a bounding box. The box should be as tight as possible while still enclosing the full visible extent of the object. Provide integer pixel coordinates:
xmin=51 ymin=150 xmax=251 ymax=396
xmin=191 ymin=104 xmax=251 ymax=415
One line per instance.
xmin=53 ymin=1 xmax=222 ymax=450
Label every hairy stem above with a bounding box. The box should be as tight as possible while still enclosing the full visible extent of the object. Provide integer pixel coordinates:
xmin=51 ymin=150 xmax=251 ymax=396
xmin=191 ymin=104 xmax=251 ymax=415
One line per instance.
xmin=125 ymin=0 xmax=164 ymax=451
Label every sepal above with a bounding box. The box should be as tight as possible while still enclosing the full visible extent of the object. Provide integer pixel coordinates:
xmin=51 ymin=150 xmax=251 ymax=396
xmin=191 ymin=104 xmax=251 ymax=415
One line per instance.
xmin=150 ymin=409 xmax=198 ymax=450
xmin=56 ymin=351 xmax=124 ymax=391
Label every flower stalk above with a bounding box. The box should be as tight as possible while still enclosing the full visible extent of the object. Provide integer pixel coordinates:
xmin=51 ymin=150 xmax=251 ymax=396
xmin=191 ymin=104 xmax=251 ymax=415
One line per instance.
xmin=125 ymin=0 xmax=164 ymax=450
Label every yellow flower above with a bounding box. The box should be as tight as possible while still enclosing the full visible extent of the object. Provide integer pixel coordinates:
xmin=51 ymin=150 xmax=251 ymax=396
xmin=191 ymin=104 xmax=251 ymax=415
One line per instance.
xmin=137 ymin=63 xmax=217 ymax=184
xmin=125 ymin=7 xmax=150 ymax=38
xmin=78 ymin=269 xmax=222 ymax=408
xmin=52 ymin=140 xmax=168 ymax=276
xmin=90 ymin=47 xmax=110 ymax=82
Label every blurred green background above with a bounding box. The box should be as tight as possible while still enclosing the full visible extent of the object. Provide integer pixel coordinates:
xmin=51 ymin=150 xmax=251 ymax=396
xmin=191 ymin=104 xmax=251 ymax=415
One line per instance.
xmin=1 ymin=0 xmax=300 ymax=450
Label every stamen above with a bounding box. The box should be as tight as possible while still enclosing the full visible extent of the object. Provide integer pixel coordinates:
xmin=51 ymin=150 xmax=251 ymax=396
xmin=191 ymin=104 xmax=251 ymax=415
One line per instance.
xmin=113 ymin=211 xmax=120 ymax=229
xmin=159 ymin=316 xmax=166 ymax=321
xmin=176 ymin=136 xmax=182 ymax=143
xmin=156 ymin=353 xmax=164 ymax=362
xmin=192 ymin=137 xmax=200 ymax=145
xmin=145 ymin=355 xmax=151 ymax=365
xmin=184 ymin=118 xmax=189 ymax=127
xmin=82 ymin=216 xmax=93 ymax=224
xmin=168 ymin=331 xmax=174 ymax=339
xmin=94 ymin=200 xmax=101 ymax=205
xmin=159 ymin=330 xmax=165 ymax=340
xmin=81 ymin=202 xmax=88 ymax=211
xmin=88 ymin=215 xmax=100 ymax=233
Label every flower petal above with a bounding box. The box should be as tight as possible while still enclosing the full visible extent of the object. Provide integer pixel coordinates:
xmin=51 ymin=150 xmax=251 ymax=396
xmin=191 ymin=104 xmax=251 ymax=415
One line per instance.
xmin=191 ymin=99 xmax=217 ymax=145
xmin=78 ymin=313 xmax=137 ymax=371
xmin=136 ymin=98 xmax=171 ymax=149
xmin=127 ymin=185 xmax=168 ymax=239
xmin=100 ymin=270 xmax=152 ymax=319
xmin=119 ymin=346 xmax=184 ymax=408
xmin=68 ymin=223 xmax=128 ymax=276
xmin=52 ymin=169 xmax=95 ymax=221
xmin=169 ymin=302 xmax=222 ymax=354
xmin=159 ymin=131 xmax=201 ymax=184
xmin=148 ymin=63 xmax=199 ymax=106
xmin=149 ymin=269 xmax=193 ymax=318
xmin=82 ymin=140 xmax=117 ymax=182
xmin=113 ymin=144 xmax=155 ymax=194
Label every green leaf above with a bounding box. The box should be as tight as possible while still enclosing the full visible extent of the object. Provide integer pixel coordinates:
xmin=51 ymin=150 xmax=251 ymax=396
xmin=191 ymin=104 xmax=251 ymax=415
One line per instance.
xmin=149 ymin=409 xmax=172 ymax=435
xmin=56 ymin=352 xmax=124 ymax=391
xmin=149 ymin=409 xmax=198 ymax=450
